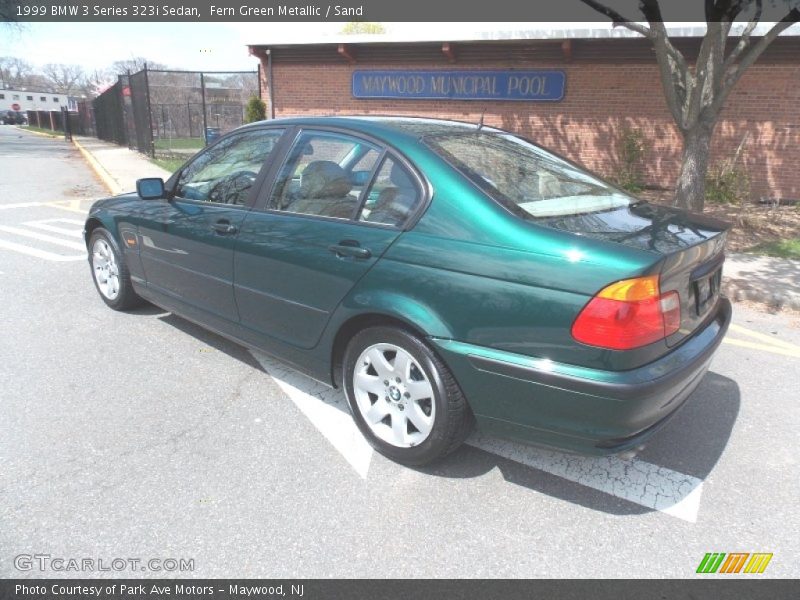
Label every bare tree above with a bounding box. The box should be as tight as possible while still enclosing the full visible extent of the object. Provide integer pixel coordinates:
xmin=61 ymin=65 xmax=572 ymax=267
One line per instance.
xmin=580 ymin=0 xmax=799 ymax=212
xmin=80 ymin=68 xmax=115 ymax=97
xmin=42 ymin=63 xmax=85 ymax=95
xmin=0 ymin=56 xmax=32 ymax=87
xmin=110 ymin=57 xmax=167 ymax=75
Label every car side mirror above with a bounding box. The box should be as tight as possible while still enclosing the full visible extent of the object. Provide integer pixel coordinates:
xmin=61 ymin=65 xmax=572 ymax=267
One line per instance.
xmin=136 ymin=178 xmax=165 ymax=200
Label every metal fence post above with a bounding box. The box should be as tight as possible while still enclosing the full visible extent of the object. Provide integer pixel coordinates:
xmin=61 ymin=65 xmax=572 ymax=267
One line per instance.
xmin=143 ymin=64 xmax=155 ymax=158
xmin=200 ymin=72 xmax=208 ymax=146
xmin=267 ymin=49 xmax=275 ymax=119
xmin=62 ymin=106 xmax=72 ymax=141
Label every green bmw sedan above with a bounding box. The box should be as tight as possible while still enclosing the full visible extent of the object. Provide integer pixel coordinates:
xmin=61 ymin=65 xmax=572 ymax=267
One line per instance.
xmin=84 ymin=117 xmax=732 ymax=465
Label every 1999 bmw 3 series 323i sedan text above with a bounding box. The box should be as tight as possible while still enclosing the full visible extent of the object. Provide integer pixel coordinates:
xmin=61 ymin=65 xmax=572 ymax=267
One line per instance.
xmin=85 ymin=117 xmax=732 ymax=465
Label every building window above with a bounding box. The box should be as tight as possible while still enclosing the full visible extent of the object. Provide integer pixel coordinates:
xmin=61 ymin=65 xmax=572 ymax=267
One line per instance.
xmin=53 ymin=97 xmax=59 ymax=102
xmin=0 ymin=94 xmax=5 ymax=99
xmin=26 ymin=95 xmax=33 ymax=101
xmin=12 ymin=94 xmax=19 ymax=100
xmin=40 ymin=96 xmax=46 ymax=102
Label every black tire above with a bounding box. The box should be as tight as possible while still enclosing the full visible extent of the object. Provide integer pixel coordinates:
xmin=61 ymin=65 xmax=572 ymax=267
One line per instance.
xmin=343 ymin=326 xmax=474 ymax=466
xmin=88 ymin=228 xmax=144 ymax=311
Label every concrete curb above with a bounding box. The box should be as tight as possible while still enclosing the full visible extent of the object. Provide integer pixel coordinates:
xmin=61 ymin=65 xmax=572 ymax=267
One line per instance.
xmin=15 ymin=125 xmax=61 ymax=139
xmin=72 ymin=137 xmax=122 ymax=195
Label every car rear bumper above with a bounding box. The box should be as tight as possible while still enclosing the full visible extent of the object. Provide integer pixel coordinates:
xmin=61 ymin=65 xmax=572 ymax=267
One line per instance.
xmin=430 ymin=296 xmax=732 ymax=455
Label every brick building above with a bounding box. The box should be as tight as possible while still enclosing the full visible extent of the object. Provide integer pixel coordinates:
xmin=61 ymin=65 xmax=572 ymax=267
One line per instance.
xmin=248 ymin=27 xmax=800 ymax=202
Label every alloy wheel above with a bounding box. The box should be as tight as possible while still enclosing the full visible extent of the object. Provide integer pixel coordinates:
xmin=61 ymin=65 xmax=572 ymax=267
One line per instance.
xmin=352 ymin=343 xmax=436 ymax=448
xmin=92 ymin=238 xmax=120 ymax=300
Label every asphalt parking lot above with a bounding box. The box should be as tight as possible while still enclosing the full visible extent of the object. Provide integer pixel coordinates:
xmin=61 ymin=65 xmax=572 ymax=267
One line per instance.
xmin=1 ymin=126 xmax=798 ymax=578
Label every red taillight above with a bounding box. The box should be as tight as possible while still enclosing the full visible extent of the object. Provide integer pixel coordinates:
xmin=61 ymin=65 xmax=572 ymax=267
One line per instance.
xmin=572 ymin=276 xmax=681 ymax=350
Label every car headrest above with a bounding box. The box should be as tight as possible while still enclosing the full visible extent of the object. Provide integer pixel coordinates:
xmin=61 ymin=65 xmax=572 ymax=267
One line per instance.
xmin=300 ymin=161 xmax=352 ymax=199
xmin=390 ymin=162 xmax=415 ymax=190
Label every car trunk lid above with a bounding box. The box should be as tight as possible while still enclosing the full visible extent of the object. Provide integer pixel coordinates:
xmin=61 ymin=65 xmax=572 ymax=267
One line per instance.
xmin=538 ymin=201 xmax=730 ymax=347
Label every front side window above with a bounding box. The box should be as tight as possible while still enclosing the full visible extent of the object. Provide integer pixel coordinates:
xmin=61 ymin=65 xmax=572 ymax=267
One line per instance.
xmin=425 ymin=131 xmax=632 ymax=218
xmin=270 ymin=131 xmax=380 ymax=219
xmin=176 ymin=129 xmax=283 ymax=205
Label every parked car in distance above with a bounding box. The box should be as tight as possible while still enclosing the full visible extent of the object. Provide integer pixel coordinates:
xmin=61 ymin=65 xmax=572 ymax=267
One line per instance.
xmin=84 ymin=116 xmax=732 ymax=465
xmin=2 ymin=110 xmax=26 ymax=125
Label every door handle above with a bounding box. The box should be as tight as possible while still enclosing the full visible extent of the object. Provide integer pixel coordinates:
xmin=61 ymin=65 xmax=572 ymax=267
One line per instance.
xmin=328 ymin=240 xmax=371 ymax=259
xmin=211 ymin=220 xmax=238 ymax=235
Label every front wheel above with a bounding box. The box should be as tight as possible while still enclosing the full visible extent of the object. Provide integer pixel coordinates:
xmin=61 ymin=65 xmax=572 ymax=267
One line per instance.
xmin=89 ymin=228 xmax=143 ymax=311
xmin=343 ymin=326 xmax=474 ymax=466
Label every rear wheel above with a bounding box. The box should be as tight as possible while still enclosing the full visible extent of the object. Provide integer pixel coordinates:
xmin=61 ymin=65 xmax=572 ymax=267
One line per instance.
xmin=89 ymin=228 xmax=143 ymax=311
xmin=343 ymin=326 xmax=474 ymax=465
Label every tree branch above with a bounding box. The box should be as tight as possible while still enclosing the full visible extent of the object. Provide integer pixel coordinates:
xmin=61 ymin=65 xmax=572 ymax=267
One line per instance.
xmin=723 ymin=0 xmax=763 ymax=70
xmin=712 ymin=7 xmax=799 ymax=116
xmin=577 ymin=0 xmax=652 ymax=37
xmin=580 ymin=0 xmax=691 ymax=129
xmin=646 ymin=20 xmax=693 ymax=128
xmin=639 ymin=2 xmax=690 ymax=74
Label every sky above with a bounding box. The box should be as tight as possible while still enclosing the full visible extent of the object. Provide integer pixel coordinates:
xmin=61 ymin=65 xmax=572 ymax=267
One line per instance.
xmin=2 ymin=20 xmax=798 ymax=75
xmin=0 ymin=22 xmax=555 ymax=72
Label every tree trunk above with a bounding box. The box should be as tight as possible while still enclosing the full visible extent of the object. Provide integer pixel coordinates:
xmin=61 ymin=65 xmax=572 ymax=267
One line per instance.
xmin=674 ymin=124 xmax=714 ymax=212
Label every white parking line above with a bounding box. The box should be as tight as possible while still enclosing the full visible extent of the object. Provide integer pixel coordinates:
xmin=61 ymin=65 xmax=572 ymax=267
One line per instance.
xmin=0 ymin=225 xmax=86 ymax=250
xmin=35 ymin=218 xmax=85 ymax=226
xmin=252 ymin=352 xmax=373 ymax=478
xmin=251 ymin=349 xmax=705 ymax=522
xmin=466 ymin=433 xmax=703 ymax=522
xmin=25 ymin=221 xmax=85 ymax=238
xmin=0 ymin=238 xmax=85 ymax=261
xmin=0 ymin=202 xmax=44 ymax=210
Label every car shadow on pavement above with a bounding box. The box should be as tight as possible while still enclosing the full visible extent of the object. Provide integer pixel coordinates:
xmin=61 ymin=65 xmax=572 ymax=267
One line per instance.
xmin=133 ymin=303 xmax=171 ymax=317
xmin=154 ymin=310 xmax=740 ymax=519
xmin=157 ymin=312 xmax=269 ymax=373
xmin=424 ymin=371 xmax=740 ymax=518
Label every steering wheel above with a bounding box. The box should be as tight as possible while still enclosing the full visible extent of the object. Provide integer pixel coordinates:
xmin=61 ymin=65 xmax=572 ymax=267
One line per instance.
xmin=207 ymin=170 xmax=258 ymax=205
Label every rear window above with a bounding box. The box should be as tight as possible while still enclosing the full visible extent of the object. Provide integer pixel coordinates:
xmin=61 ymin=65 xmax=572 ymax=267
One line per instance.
xmin=424 ymin=131 xmax=632 ymax=218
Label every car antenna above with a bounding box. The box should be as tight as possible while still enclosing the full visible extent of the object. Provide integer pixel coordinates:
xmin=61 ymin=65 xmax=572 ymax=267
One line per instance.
xmin=477 ymin=109 xmax=485 ymax=131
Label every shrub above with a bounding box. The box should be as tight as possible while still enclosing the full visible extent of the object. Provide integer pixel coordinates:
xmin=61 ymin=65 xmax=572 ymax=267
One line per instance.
xmin=609 ymin=127 xmax=646 ymax=193
xmin=245 ymin=96 xmax=266 ymax=124
xmin=706 ymin=162 xmax=750 ymax=205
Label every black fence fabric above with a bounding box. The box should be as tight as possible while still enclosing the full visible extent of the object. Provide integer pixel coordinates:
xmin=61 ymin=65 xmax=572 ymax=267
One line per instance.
xmin=91 ymin=67 xmax=259 ymax=159
xmin=93 ymin=79 xmax=127 ymax=146
xmin=129 ymin=69 xmax=153 ymax=156
xmin=75 ymin=100 xmax=96 ymax=137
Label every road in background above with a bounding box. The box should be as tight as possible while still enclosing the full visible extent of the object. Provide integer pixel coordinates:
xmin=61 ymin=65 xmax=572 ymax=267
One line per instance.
xmin=1 ymin=126 xmax=798 ymax=578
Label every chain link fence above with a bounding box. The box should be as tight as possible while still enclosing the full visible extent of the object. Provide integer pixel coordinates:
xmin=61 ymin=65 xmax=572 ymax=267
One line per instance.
xmin=92 ymin=67 xmax=260 ymax=161
xmin=94 ymin=78 xmax=128 ymax=146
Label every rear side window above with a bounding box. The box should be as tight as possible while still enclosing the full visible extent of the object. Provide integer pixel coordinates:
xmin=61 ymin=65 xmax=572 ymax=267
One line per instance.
xmin=358 ymin=156 xmax=421 ymax=227
xmin=269 ymin=131 xmax=380 ymax=219
xmin=425 ymin=131 xmax=632 ymax=218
